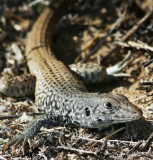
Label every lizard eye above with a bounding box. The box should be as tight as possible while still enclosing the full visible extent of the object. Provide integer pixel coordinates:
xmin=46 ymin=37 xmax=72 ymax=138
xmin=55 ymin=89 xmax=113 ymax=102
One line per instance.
xmin=85 ymin=108 xmax=90 ymax=116
xmin=104 ymin=102 xmax=113 ymax=110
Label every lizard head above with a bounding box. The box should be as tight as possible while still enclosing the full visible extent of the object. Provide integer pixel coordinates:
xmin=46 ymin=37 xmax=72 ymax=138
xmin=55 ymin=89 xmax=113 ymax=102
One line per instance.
xmin=73 ymin=93 xmax=143 ymax=128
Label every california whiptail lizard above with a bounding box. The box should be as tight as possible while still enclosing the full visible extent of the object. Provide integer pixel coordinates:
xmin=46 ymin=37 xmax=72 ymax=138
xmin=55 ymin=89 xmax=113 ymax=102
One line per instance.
xmin=1 ymin=0 xmax=143 ymax=154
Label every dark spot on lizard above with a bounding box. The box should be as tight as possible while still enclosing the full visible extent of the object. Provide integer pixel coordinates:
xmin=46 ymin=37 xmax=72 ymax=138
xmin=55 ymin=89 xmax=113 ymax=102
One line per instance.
xmin=85 ymin=108 xmax=90 ymax=117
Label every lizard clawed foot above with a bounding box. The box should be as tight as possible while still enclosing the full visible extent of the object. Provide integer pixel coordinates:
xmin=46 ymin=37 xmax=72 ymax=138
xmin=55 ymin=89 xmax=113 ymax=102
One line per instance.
xmin=106 ymin=52 xmax=132 ymax=77
xmin=4 ymin=133 xmax=30 ymax=155
xmin=3 ymin=115 xmax=48 ymax=155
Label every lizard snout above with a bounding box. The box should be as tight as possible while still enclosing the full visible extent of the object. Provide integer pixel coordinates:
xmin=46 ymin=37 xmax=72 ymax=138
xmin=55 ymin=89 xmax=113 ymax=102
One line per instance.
xmin=129 ymin=102 xmax=143 ymax=119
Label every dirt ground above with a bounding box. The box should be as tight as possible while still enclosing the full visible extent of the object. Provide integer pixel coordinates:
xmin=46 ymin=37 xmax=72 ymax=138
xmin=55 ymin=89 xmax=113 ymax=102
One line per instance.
xmin=0 ymin=0 xmax=152 ymax=159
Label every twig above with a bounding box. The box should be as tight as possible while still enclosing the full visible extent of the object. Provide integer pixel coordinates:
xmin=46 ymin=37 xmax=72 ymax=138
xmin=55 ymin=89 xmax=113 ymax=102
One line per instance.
xmin=114 ymin=40 xmax=153 ymax=52
xmin=128 ymin=141 xmax=142 ymax=154
xmin=0 ymin=112 xmax=44 ymax=120
xmin=130 ymin=94 xmax=153 ymax=102
xmin=142 ymin=132 xmax=153 ymax=151
xmin=121 ymin=9 xmax=153 ymax=41
xmin=50 ymin=145 xmax=102 ymax=159
xmin=137 ymin=87 xmax=153 ymax=90
xmin=78 ymin=137 xmax=142 ymax=145
xmin=140 ymin=82 xmax=153 ymax=86
xmin=28 ymin=0 xmax=49 ymax=7
xmin=137 ymin=82 xmax=153 ymax=91
xmin=142 ymin=59 xmax=153 ymax=68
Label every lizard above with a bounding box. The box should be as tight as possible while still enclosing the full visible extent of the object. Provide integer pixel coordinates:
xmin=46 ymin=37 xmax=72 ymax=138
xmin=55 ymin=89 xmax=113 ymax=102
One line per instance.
xmin=1 ymin=0 xmax=143 ymax=154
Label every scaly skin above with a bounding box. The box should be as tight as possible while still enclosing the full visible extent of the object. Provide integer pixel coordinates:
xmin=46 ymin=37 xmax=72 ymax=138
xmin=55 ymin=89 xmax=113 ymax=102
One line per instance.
xmin=3 ymin=0 xmax=143 ymax=154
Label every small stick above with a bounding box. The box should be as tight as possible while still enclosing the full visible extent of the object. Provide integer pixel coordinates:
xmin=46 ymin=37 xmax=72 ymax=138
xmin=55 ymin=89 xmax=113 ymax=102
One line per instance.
xmin=78 ymin=137 xmax=142 ymax=144
xmin=121 ymin=9 xmax=153 ymax=41
xmin=50 ymin=145 xmax=101 ymax=159
xmin=0 ymin=112 xmax=44 ymax=120
xmin=128 ymin=141 xmax=142 ymax=154
xmin=142 ymin=132 xmax=153 ymax=151
xmin=142 ymin=59 xmax=153 ymax=68
xmin=140 ymin=82 xmax=153 ymax=86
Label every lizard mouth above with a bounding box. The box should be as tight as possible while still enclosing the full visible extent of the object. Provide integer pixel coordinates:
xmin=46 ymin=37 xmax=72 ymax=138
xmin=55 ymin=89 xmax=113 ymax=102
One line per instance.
xmin=112 ymin=117 xmax=142 ymax=123
xmin=97 ymin=117 xmax=141 ymax=124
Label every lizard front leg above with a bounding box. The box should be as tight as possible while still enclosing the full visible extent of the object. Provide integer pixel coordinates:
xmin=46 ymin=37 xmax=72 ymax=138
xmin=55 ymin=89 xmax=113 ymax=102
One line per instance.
xmin=3 ymin=114 xmax=62 ymax=155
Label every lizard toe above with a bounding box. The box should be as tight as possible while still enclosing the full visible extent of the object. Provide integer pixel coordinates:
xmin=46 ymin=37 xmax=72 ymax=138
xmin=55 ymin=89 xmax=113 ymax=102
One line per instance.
xmin=4 ymin=133 xmax=30 ymax=155
xmin=4 ymin=135 xmax=19 ymax=151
